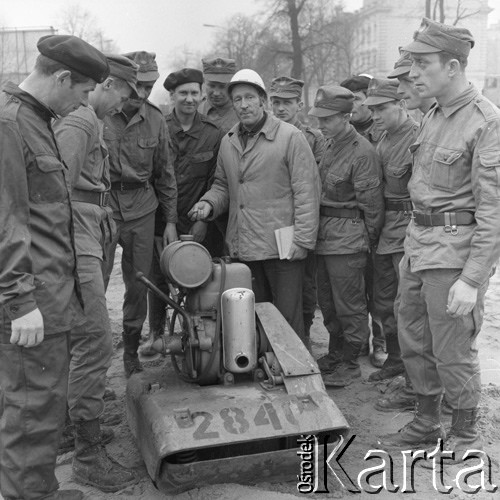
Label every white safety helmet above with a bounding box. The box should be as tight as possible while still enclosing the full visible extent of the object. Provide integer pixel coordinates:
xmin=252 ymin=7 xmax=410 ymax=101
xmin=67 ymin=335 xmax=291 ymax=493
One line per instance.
xmin=227 ymin=69 xmax=267 ymax=97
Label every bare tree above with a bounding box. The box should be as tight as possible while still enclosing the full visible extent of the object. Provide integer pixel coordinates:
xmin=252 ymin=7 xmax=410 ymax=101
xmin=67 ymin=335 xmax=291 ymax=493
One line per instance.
xmin=425 ymin=0 xmax=481 ymax=25
xmin=58 ymin=4 xmax=118 ymax=52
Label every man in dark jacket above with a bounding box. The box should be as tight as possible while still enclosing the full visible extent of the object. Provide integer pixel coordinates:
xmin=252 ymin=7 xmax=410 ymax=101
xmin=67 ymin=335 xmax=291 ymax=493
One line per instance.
xmin=0 ymin=35 xmax=109 ymax=500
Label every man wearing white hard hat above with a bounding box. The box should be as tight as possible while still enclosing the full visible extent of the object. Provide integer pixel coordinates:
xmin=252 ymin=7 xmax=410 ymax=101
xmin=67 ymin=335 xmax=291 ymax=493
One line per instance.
xmin=189 ymin=69 xmax=320 ymax=340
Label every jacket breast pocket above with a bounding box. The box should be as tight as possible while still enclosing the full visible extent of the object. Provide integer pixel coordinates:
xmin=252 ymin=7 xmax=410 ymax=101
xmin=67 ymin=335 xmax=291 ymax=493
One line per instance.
xmin=28 ymin=155 xmax=67 ymax=203
xmin=137 ymin=137 xmax=158 ymax=168
xmin=385 ymin=165 xmax=411 ymax=194
xmin=324 ymin=172 xmax=352 ymax=201
xmin=430 ymin=148 xmax=465 ymax=192
xmin=189 ymin=151 xmax=214 ymax=179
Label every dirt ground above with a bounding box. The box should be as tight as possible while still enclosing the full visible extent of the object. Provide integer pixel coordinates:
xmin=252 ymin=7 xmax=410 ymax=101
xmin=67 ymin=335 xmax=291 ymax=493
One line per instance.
xmin=38 ymin=256 xmax=500 ymax=499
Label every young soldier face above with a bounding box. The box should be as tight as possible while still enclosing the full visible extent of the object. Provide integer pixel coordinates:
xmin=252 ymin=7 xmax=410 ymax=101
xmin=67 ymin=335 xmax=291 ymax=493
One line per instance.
xmin=409 ymin=53 xmax=451 ymax=99
xmin=397 ymin=75 xmax=424 ymax=110
xmin=171 ymin=82 xmax=202 ymax=116
xmin=231 ymin=84 xmax=265 ymax=128
xmin=350 ymin=91 xmax=372 ymax=123
xmin=368 ymin=101 xmax=402 ymax=133
xmin=317 ymin=113 xmax=346 ymax=139
xmin=124 ymin=81 xmax=155 ymax=111
xmin=94 ymin=78 xmax=133 ymax=119
xmin=55 ymin=76 xmax=96 ymax=117
xmin=271 ymin=97 xmax=302 ymax=123
xmin=205 ymin=80 xmax=230 ymax=108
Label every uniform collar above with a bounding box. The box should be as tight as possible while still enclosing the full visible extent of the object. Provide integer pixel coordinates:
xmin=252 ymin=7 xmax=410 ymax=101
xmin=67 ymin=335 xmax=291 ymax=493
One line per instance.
xmin=3 ymin=81 xmax=58 ymax=122
xmin=437 ymin=84 xmax=478 ymax=118
xmin=169 ymin=109 xmax=203 ymax=138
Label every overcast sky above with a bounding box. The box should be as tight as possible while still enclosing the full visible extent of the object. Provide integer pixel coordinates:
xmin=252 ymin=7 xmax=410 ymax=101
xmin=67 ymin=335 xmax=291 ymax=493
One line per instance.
xmin=2 ymin=0 xmax=498 ymax=103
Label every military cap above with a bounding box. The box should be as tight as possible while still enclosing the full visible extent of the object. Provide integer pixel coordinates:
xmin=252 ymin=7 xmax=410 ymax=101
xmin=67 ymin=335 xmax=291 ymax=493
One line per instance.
xmin=364 ymin=78 xmax=401 ymax=106
xmin=340 ymin=75 xmax=372 ymax=93
xmin=37 ymin=34 xmax=109 ymax=83
xmin=202 ymin=57 xmax=236 ymax=83
xmin=163 ymin=68 xmax=204 ymax=91
xmin=123 ymin=51 xmax=160 ymax=82
xmin=308 ymin=85 xmax=354 ymax=117
xmin=106 ymin=54 xmax=139 ymax=95
xmin=403 ymin=17 xmax=475 ymax=59
xmin=387 ymin=50 xmax=412 ymax=79
xmin=269 ymin=76 xmax=304 ymax=99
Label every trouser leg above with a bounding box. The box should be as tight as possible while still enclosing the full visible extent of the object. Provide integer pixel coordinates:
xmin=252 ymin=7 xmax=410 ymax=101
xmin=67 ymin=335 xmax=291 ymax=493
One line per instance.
xmin=322 ymin=252 xmax=370 ymax=354
xmin=102 ymin=218 xmax=122 ymax=292
xmin=148 ymin=236 xmax=169 ymax=334
xmin=120 ymin=212 xmax=155 ymax=337
xmin=302 ymin=251 xmax=317 ymax=337
xmin=246 ymin=259 xmax=305 ymax=339
xmin=68 ymin=255 xmax=113 ymax=423
xmin=0 ymin=318 xmax=69 ymax=500
xmin=316 ymin=256 xmax=344 ymax=356
xmin=365 ymin=252 xmax=384 ymax=350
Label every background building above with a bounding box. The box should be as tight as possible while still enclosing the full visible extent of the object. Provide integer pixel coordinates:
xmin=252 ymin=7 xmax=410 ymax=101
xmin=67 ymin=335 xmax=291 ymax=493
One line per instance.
xmin=0 ymin=26 xmax=57 ymax=86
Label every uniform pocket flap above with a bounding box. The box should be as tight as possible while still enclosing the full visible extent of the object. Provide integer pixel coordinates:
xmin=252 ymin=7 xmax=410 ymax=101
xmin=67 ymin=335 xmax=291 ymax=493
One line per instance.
xmin=390 ymin=166 xmax=411 ymax=178
xmin=191 ymin=151 xmax=214 ymax=163
xmin=479 ymin=150 xmax=500 ymax=167
xmin=138 ymin=137 xmax=158 ymax=148
xmin=353 ymin=176 xmax=380 ymax=191
xmin=35 ymin=155 xmax=63 ymax=172
xmin=433 ymin=148 xmax=463 ymax=165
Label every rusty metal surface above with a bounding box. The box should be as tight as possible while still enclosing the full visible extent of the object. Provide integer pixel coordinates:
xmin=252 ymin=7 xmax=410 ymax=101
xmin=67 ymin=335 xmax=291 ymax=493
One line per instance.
xmin=255 ymin=302 xmax=320 ymax=377
xmin=126 ymin=367 xmax=349 ymax=489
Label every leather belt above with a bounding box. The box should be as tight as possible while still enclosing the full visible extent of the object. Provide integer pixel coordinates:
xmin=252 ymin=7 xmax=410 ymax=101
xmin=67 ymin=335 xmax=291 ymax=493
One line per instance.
xmin=320 ymin=206 xmax=364 ymax=219
xmin=413 ymin=211 xmax=475 ymax=235
xmin=385 ymin=198 xmax=413 ymax=212
xmin=72 ymin=189 xmax=110 ymax=207
xmin=110 ymin=181 xmax=148 ymax=191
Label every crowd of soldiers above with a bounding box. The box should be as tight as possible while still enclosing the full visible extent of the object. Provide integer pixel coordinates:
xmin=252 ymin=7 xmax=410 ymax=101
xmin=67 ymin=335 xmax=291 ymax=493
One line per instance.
xmin=1 ymin=15 xmax=500 ymax=500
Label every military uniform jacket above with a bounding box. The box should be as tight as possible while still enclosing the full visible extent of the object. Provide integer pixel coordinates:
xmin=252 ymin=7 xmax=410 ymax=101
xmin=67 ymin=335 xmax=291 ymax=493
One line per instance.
xmin=376 ymin=116 xmax=419 ymax=255
xmin=316 ymin=125 xmax=384 ymax=255
xmin=0 ymin=82 xmax=83 ymax=332
xmin=291 ymin=117 xmax=326 ymax=164
xmin=198 ymin=99 xmax=238 ymax=134
xmin=355 ymin=118 xmax=384 ymax=146
xmin=406 ymin=85 xmax=500 ymax=287
xmin=201 ymin=114 xmax=320 ymax=261
xmin=103 ymin=100 xmax=177 ymax=224
xmin=165 ymin=110 xmax=224 ymax=234
xmin=54 ymin=105 xmax=115 ymax=260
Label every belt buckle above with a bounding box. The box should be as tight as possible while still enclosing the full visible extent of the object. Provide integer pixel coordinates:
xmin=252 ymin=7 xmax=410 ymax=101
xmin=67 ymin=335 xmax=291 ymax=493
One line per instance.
xmin=409 ymin=210 xmax=416 ymax=221
xmin=100 ymin=192 xmax=110 ymax=206
xmin=444 ymin=224 xmax=458 ymax=235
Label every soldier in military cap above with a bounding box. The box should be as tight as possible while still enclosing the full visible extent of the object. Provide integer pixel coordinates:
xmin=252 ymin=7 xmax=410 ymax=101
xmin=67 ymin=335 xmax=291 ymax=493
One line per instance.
xmin=199 ymin=57 xmax=238 ymax=133
xmin=102 ymin=51 xmax=178 ymax=378
xmin=377 ymin=19 xmax=500 ymax=462
xmin=269 ymin=75 xmax=325 ymax=346
xmin=387 ymin=50 xmax=435 ymax=118
xmin=340 ymin=74 xmax=386 ymax=368
xmin=309 ymin=85 xmax=384 ymax=387
xmin=0 ymin=34 xmax=109 ymax=500
xmin=54 ymin=54 xmax=139 ymax=491
xmin=139 ymin=68 xmax=225 ymax=356
xmin=362 ymin=78 xmax=419 ymax=387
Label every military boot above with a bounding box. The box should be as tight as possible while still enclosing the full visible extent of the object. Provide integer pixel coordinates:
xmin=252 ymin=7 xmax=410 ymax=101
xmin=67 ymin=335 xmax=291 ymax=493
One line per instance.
xmin=375 ymin=372 xmax=415 ymax=412
xmin=376 ymin=394 xmax=445 ymax=449
xmin=323 ymin=342 xmax=362 ymax=387
xmin=58 ymin=421 xmax=114 ymax=455
xmin=317 ymin=334 xmax=344 ymax=373
xmin=122 ymin=331 xmax=143 ymax=378
xmin=72 ymin=419 xmax=138 ymax=492
xmin=444 ymin=408 xmax=483 ymax=462
xmin=368 ymin=335 xmax=404 ymax=382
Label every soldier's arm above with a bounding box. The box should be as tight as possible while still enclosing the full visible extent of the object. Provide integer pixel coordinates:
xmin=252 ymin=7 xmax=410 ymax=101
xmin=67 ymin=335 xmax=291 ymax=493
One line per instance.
xmin=54 ymin=110 xmax=97 ymax=188
xmin=0 ymin=120 xmax=43 ymax=345
xmin=352 ymin=150 xmax=385 ymax=248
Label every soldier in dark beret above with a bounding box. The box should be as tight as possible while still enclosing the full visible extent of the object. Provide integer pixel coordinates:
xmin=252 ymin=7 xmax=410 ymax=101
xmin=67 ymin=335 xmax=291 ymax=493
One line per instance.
xmin=139 ymin=68 xmax=225 ymax=356
xmin=53 ymin=54 xmax=140 ymax=491
xmin=199 ymin=57 xmax=239 ymax=133
xmin=102 ymin=51 xmax=178 ymax=378
xmin=0 ymin=34 xmax=108 ymax=500
xmin=269 ymin=75 xmax=325 ymax=349
xmin=377 ymin=19 xmax=500 ymax=465
xmin=309 ymin=85 xmax=384 ymax=387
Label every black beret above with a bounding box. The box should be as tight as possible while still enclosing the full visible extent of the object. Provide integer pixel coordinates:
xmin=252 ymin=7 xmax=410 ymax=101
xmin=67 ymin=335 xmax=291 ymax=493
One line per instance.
xmin=340 ymin=75 xmax=372 ymax=93
xmin=163 ymin=68 xmax=203 ymax=91
xmin=37 ymin=35 xmax=109 ymax=83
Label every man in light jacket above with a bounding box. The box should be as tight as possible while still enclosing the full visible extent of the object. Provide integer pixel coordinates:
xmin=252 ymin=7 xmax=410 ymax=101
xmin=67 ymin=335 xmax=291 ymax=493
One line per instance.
xmin=189 ymin=69 xmax=320 ymax=339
